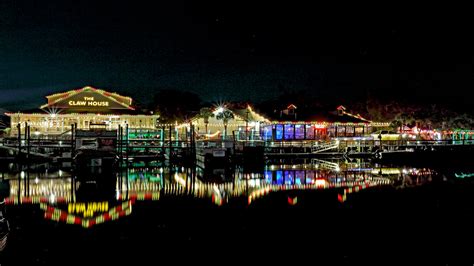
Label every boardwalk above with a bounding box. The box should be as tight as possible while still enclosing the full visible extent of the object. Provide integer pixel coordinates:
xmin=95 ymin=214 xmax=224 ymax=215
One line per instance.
xmin=2 ymin=134 xmax=474 ymax=162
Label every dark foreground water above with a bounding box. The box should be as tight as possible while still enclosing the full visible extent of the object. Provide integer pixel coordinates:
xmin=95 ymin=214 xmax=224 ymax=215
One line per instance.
xmin=1 ymin=159 xmax=474 ymax=264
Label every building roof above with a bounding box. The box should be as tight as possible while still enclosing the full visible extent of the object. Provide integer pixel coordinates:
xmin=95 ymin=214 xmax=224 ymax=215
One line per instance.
xmin=228 ymin=106 xmax=270 ymax=123
xmin=191 ymin=103 xmax=270 ymax=124
xmin=5 ymin=86 xmax=157 ymax=116
xmin=40 ymin=86 xmax=135 ymax=113
xmin=263 ymin=105 xmax=372 ymax=124
xmin=3 ymin=86 xmax=154 ymax=116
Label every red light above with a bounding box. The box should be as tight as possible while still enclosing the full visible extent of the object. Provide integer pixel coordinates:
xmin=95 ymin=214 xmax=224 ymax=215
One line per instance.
xmin=59 ymin=212 xmax=68 ymax=221
xmin=287 ymin=196 xmax=297 ymax=205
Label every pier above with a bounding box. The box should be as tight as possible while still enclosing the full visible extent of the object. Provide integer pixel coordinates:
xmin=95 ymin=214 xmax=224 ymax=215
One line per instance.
xmin=3 ymin=123 xmax=474 ymax=165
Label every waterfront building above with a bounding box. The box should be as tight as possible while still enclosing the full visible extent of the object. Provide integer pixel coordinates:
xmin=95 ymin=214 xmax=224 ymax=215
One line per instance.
xmin=5 ymin=86 xmax=160 ymax=136
xmin=256 ymin=105 xmax=388 ymax=141
xmin=191 ymin=104 xmax=389 ymax=141
xmin=191 ymin=104 xmax=270 ymax=139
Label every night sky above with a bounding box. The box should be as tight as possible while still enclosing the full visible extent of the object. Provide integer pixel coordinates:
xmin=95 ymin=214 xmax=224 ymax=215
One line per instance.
xmin=1 ymin=1 xmax=473 ymax=110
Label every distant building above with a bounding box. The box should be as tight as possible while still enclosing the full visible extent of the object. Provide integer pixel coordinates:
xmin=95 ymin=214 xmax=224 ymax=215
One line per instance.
xmin=280 ymin=104 xmax=297 ymax=120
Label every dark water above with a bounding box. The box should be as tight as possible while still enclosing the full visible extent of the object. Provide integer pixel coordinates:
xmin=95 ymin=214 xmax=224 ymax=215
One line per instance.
xmin=1 ymin=159 xmax=474 ymax=264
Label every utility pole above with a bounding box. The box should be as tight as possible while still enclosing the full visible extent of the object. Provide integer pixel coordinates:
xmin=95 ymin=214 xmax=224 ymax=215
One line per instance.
xmin=17 ymin=123 xmax=21 ymax=160
xmin=246 ymin=109 xmax=249 ymax=141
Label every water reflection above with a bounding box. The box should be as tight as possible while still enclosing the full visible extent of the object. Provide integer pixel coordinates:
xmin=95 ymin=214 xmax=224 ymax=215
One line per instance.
xmin=0 ymin=200 xmax=8 ymax=251
xmin=0 ymin=159 xmax=443 ymax=232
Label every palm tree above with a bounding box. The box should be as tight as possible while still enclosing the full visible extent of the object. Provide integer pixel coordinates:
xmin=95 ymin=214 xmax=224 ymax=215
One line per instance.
xmin=198 ymin=107 xmax=214 ymax=134
xmin=398 ymin=113 xmax=415 ymax=130
xmin=216 ymin=109 xmax=234 ymax=138
xmin=390 ymin=119 xmax=403 ymax=133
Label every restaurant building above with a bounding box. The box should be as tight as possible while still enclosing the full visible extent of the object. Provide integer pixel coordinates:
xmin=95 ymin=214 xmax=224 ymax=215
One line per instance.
xmin=191 ymin=104 xmax=270 ymax=139
xmin=260 ymin=105 xmax=384 ymax=141
xmin=191 ymin=104 xmax=389 ymax=141
xmin=6 ymin=86 xmax=159 ymax=136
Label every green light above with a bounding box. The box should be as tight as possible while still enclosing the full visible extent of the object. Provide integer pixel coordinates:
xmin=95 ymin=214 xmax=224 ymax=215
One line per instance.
xmin=455 ymin=173 xmax=474 ymax=179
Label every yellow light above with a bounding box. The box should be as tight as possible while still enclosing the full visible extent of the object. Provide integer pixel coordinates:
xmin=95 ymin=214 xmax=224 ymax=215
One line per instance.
xmin=315 ymin=179 xmax=327 ymax=187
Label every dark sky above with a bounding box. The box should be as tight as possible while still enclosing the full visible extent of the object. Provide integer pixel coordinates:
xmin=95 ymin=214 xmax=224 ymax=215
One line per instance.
xmin=1 ymin=1 xmax=473 ymax=110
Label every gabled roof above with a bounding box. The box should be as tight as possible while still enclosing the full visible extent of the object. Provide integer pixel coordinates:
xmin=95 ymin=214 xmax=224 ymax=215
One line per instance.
xmin=306 ymin=111 xmax=370 ymax=123
xmin=191 ymin=104 xmax=270 ymax=123
xmin=229 ymin=106 xmax=270 ymax=123
xmin=263 ymin=105 xmax=372 ymax=124
xmin=40 ymin=86 xmax=134 ymax=110
xmin=339 ymin=109 xmax=371 ymax=123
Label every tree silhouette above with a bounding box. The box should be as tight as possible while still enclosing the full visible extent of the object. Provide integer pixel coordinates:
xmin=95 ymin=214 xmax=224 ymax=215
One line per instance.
xmin=150 ymin=89 xmax=201 ymax=123
xmin=216 ymin=109 xmax=234 ymax=137
xmin=198 ymin=107 xmax=214 ymax=134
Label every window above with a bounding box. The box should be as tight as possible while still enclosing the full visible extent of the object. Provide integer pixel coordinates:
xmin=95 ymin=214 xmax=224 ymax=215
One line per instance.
xmin=275 ymin=125 xmax=284 ymax=140
xmin=263 ymin=125 xmax=273 ymax=140
xmin=295 ymin=124 xmax=305 ymax=139
xmin=284 ymin=124 xmax=294 ymax=140
xmin=346 ymin=126 xmax=355 ymax=136
xmin=337 ymin=126 xmax=345 ymax=137
xmin=305 ymin=125 xmax=315 ymax=139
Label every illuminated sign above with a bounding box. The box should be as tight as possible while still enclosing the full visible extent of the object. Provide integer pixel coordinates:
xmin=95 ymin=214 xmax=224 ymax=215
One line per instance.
xmin=68 ymin=201 xmax=109 ymax=217
xmin=68 ymin=97 xmax=110 ymax=107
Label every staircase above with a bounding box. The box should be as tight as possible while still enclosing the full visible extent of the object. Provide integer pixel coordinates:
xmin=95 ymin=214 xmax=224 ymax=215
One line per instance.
xmin=311 ymin=140 xmax=339 ymax=154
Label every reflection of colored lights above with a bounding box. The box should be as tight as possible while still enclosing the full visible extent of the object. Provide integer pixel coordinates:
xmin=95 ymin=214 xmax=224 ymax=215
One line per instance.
xmin=315 ymin=179 xmax=327 ymax=187
xmin=337 ymin=194 xmax=345 ymax=203
xmin=276 ymin=171 xmax=283 ymax=185
xmin=264 ymin=171 xmax=273 ymax=183
xmin=40 ymin=200 xmax=133 ymax=228
xmin=118 ymin=192 xmax=160 ymax=201
xmin=7 ymin=165 xmax=403 ymax=210
xmin=455 ymin=173 xmax=474 ymax=179
xmin=5 ymin=196 xmax=68 ymax=205
xmin=174 ymin=173 xmax=186 ymax=186
xmin=247 ymin=179 xmax=391 ymax=205
xmin=288 ymin=196 xmax=298 ymax=205
xmin=338 ymin=183 xmax=376 ymax=203
xmin=212 ymin=193 xmax=224 ymax=206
